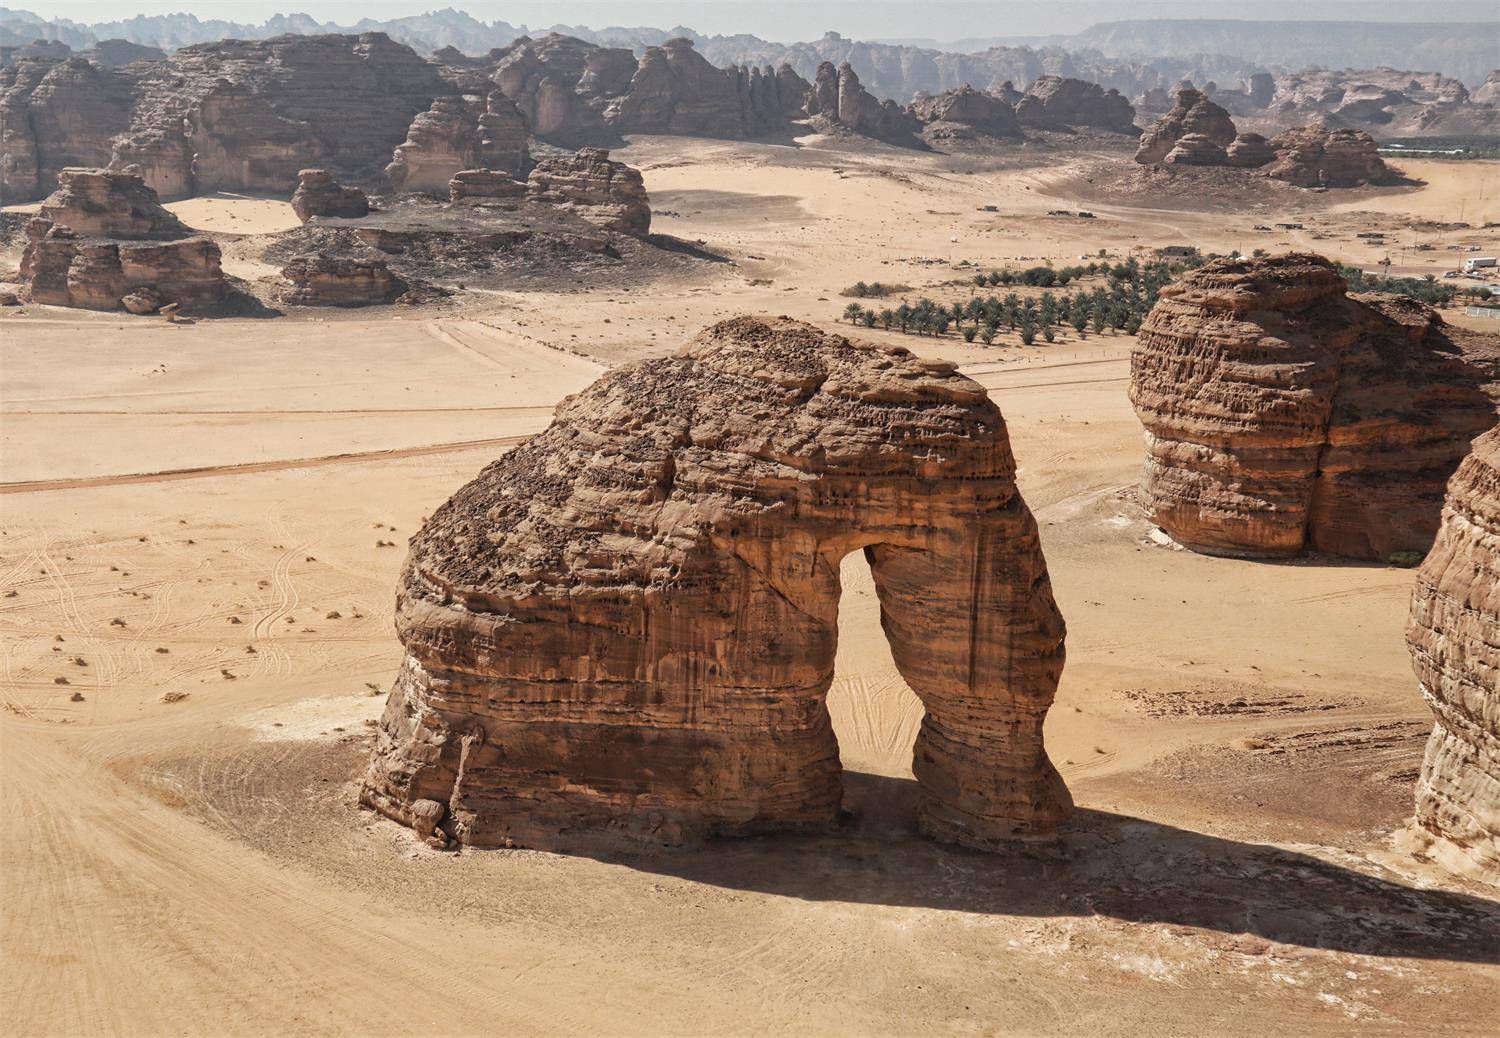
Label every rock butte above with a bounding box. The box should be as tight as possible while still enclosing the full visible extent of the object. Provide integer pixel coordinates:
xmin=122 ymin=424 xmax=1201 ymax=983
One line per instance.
xmin=19 ymin=167 xmax=226 ymax=313
xmin=1130 ymin=254 xmax=1500 ymax=560
xmin=1406 ymin=427 xmax=1500 ymax=886
xmin=362 ymin=316 xmax=1070 ymax=853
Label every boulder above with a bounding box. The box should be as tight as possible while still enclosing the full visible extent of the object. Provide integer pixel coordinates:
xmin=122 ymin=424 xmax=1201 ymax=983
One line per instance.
xmin=1162 ymin=132 xmax=1229 ymax=166
xmin=35 ymin=167 xmax=188 ymax=240
xmin=290 ymin=168 xmax=370 ymax=223
xmin=1015 ymin=75 xmax=1137 ymax=134
xmin=360 ymin=316 xmax=1070 ymax=853
xmin=1135 ymin=87 xmax=1238 ymax=164
xmin=1130 ymin=254 xmax=1500 ymax=560
xmin=526 ymin=148 xmax=650 ymax=236
xmin=386 ymin=96 xmax=481 ymax=195
xmin=121 ymin=286 xmax=165 ymax=314
xmin=449 ymin=168 xmax=527 ymax=204
xmin=1406 ymin=426 xmax=1500 ymax=886
xmin=279 ymin=253 xmax=407 ymax=306
xmin=1262 ymin=126 xmax=1393 ymax=187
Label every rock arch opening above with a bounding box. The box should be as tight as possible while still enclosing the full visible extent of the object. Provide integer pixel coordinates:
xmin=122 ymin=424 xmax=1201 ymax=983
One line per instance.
xmin=360 ymin=317 xmax=1071 ymax=853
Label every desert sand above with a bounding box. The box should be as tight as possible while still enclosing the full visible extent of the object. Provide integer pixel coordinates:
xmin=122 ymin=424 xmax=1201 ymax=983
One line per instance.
xmin=2 ymin=137 xmax=1498 ymax=1035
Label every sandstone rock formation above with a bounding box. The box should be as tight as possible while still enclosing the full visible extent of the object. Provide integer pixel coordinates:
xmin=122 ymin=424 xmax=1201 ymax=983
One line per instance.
xmin=1015 ymin=75 xmax=1137 ymax=134
xmin=476 ymin=90 xmax=530 ymax=177
xmin=1224 ymin=132 xmax=1276 ymax=168
xmin=1130 ymin=254 xmax=1500 ymax=560
xmin=290 ymin=168 xmax=370 ymax=223
xmin=1261 ymin=125 xmax=1392 ymax=187
xmin=611 ymin=37 xmax=755 ymax=136
xmin=360 ymin=316 xmax=1070 ymax=853
xmin=19 ymin=168 xmax=226 ymax=312
xmin=1135 ymin=87 xmax=1237 ymax=164
xmin=385 ymin=95 xmax=480 ymax=194
xmin=449 ymin=168 xmax=526 ymax=204
xmin=1406 ymin=426 xmax=1500 ymax=885
xmin=279 ymin=253 xmax=407 ymax=306
xmin=910 ymin=85 xmax=1022 ymax=140
xmin=0 ymin=57 xmax=132 ymax=200
xmin=805 ymin=61 xmax=922 ymax=146
xmin=1163 ymin=133 xmax=1229 ymax=166
xmin=35 ymin=167 xmax=188 ymax=239
xmin=525 ymin=148 xmax=650 ymax=236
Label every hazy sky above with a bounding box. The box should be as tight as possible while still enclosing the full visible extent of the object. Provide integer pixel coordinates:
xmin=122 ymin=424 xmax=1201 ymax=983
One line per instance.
xmin=26 ymin=1 xmax=1500 ymax=41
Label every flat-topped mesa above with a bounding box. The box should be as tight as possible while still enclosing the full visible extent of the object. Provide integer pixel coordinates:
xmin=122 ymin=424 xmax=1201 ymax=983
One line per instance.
xmin=1130 ymin=254 xmax=1500 ymax=560
xmin=361 ymin=316 xmax=1071 ymax=854
xmin=525 ymin=147 xmax=650 ymax=236
xmin=19 ymin=167 xmax=225 ymax=313
xmin=37 ymin=166 xmax=189 ymax=239
xmin=290 ymin=169 xmax=370 ymax=223
xmin=385 ymin=95 xmax=481 ymax=195
xmin=1015 ymin=75 xmax=1137 ymax=134
xmin=1406 ymin=427 xmax=1500 ymax=886
xmin=1135 ymin=87 xmax=1237 ymax=164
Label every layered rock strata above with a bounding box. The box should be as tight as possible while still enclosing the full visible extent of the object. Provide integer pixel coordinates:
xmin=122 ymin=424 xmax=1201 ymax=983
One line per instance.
xmin=1130 ymin=254 xmax=1500 ymax=560
xmin=1406 ymin=427 xmax=1500 ymax=885
xmin=910 ymin=85 xmax=1022 ymax=140
xmin=477 ymin=91 xmax=530 ymax=177
xmin=290 ymin=168 xmax=370 ymax=223
xmin=19 ymin=168 xmax=225 ymax=312
xmin=1135 ymin=87 xmax=1236 ymax=164
xmin=806 ymin=61 xmax=922 ymax=146
xmin=449 ymin=168 xmax=526 ymax=204
xmin=361 ymin=316 xmax=1070 ymax=853
xmin=1261 ymin=125 xmax=1391 ymax=187
xmin=279 ymin=253 xmax=407 ymax=306
xmin=385 ymin=95 xmax=480 ymax=195
xmin=525 ymin=148 xmax=650 ymax=236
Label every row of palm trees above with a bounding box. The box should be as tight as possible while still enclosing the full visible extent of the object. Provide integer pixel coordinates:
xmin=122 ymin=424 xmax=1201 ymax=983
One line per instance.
xmin=839 ymin=258 xmax=1201 ymax=345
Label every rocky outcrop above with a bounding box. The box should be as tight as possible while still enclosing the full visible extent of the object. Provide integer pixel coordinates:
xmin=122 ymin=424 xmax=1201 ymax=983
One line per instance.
xmin=18 ymin=167 xmax=225 ymax=312
xmin=0 ymin=57 xmax=132 ymax=201
xmin=290 ymin=168 xmax=370 ymax=223
xmin=525 ymin=148 xmax=650 ymax=236
xmin=1131 ymin=255 xmax=1500 ymax=560
xmin=360 ymin=316 xmax=1070 ymax=853
xmin=477 ymin=91 xmax=530 ymax=177
xmin=1261 ymin=125 xmax=1392 ymax=187
xmin=910 ymin=85 xmax=1022 ymax=139
xmin=610 ymin=37 xmax=753 ymax=136
xmin=1163 ymin=133 xmax=1228 ymax=166
xmin=1015 ymin=75 xmax=1137 ymax=134
xmin=385 ymin=95 xmax=480 ymax=195
xmin=279 ymin=253 xmax=407 ymax=306
xmin=1406 ymin=427 xmax=1500 ymax=886
xmin=494 ymin=34 xmax=622 ymax=144
xmin=1224 ymin=132 xmax=1276 ymax=167
xmin=449 ymin=168 xmax=526 ymax=204
xmin=35 ymin=166 xmax=188 ymax=239
xmin=805 ymin=61 xmax=922 ymax=146
xmin=1474 ymin=71 xmax=1500 ymax=107
xmin=1135 ymin=87 xmax=1237 ymax=164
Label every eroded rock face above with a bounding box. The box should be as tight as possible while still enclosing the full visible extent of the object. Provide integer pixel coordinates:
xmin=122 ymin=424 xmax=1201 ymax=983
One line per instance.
xmin=525 ymin=148 xmax=650 ymax=236
xmin=1016 ymin=75 xmax=1137 ymax=134
xmin=910 ymin=85 xmax=1022 ymax=139
xmin=18 ymin=167 xmax=227 ymax=312
xmin=279 ymin=253 xmax=407 ymax=306
xmin=386 ymin=96 xmax=480 ymax=195
xmin=360 ymin=316 xmax=1070 ymax=853
xmin=611 ymin=38 xmax=753 ymax=136
xmin=1163 ymin=133 xmax=1228 ymax=166
xmin=448 ymin=168 xmax=526 ymax=204
xmin=1224 ymin=132 xmax=1276 ymax=168
xmin=1135 ymin=87 xmax=1237 ymax=164
xmin=1407 ymin=427 xmax=1500 ymax=885
xmin=1262 ymin=125 xmax=1392 ymax=187
xmin=1130 ymin=254 xmax=1500 ymax=560
xmin=477 ymin=91 xmax=530 ymax=177
xmin=290 ymin=169 xmax=370 ymax=223
xmin=0 ymin=57 xmax=132 ymax=201
xmin=36 ymin=167 xmax=189 ymax=239
xmin=806 ymin=62 xmax=922 ymax=146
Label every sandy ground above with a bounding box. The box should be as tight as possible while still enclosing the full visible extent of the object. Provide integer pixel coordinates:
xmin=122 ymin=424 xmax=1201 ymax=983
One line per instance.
xmin=3 ymin=138 xmax=1498 ymax=1036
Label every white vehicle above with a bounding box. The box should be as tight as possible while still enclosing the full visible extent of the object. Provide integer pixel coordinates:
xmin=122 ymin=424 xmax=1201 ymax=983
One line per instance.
xmin=1462 ymin=256 xmax=1498 ymax=272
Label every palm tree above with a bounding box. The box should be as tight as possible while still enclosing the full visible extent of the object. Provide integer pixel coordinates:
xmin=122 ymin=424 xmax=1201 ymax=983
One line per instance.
xmin=843 ymin=302 xmax=863 ymax=324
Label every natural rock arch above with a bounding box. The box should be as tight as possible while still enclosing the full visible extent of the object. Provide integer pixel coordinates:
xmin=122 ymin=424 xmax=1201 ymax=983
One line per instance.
xmin=361 ymin=317 xmax=1071 ymax=852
